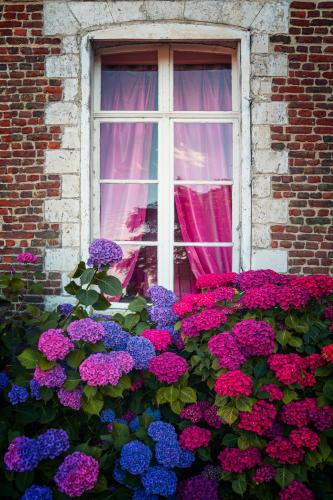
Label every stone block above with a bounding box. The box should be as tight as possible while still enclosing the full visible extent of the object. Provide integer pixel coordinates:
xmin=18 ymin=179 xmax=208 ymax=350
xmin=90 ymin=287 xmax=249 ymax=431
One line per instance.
xmin=252 ymin=125 xmax=271 ymax=149
xmin=45 ymin=248 xmax=80 ymax=272
xmin=44 ymin=1 xmax=80 ymax=35
xmin=252 ymin=102 xmax=288 ymax=125
xmin=184 ymin=1 xmax=224 ymax=22
xmin=69 ymin=2 xmax=114 ymax=27
xmin=63 ymin=79 xmax=79 ymax=102
xmin=253 ymin=149 xmax=288 ymax=174
xmin=252 ymin=224 xmax=271 ymax=248
xmin=62 ymin=127 xmax=80 ymax=149
xmin=252 ymin=175 xmax=271 ymax=198
xmin=144 ymin=0 xmax=185 ymax=20
xmin=252 ymin=199 xmax=288 ymax=224
xmin=62 ymin=36 xmax=79 ymax=54
xmin=252 ymin=54 xmax=288 ymax=77
xmin=62 ymin=223 xmax=80 ymax=247
xmin=251 ymin=77 xmax=272 ymax=100
xmin=45 ymin=103 xmax=78 ymax=125
xmin=62 ymin=175 xmax=80 ymax=198
xmin=45 ymin=199 xmax=80 ymax=223
xmin=252 ymin=249 xmax=288 ymax=273
xmin=251 ymin=33 xmax=269 ymax=54
xmin=45 ymin=150 xmax=80 ymax=174
xmin=251 ymin=1 xmax=289 ymax=34
xmin=46 ymin=54 xmax=79 ymax=78
xmin=110 ymin=1 xmax=146 ymax=22
xmin=220 ymin=0 xmax=262 ymax=28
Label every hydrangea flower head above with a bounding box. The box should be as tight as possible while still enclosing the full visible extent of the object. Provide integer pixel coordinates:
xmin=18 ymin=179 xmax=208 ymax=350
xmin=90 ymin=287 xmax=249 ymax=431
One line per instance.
xmin=141 ymin=466 xmax=177 ymax=497
xmin=236 ymin=269 xmax=291 ymax=291
xmin=178 ymin=475 xmax=219 ymax=500
xmin=214 ymin=370 xmax=252 ymax=397
xmin=238 ymin=400 xmax=277 ymax=435
xmin=196 ymin=272 xmax=236 ymax=289
xmin=16 ymin=252 xmax=37 ymax=264
xmin=133 ymin=489 xmax=158 ymax=500
xmin=29 ymin=379 xmax=42 ymax=400
xmin=148 ymin=306 xmax=178 ymax=327
xmin=179 ymin=426 xmax=211 ymax=452
xmin=232 ymin=319 xmax=275 ymax=357
xmin=289 ymin=427 xmax=320 ymax=451
xmin=259 ymin=384 xmax=283 ymax=402
xmin=107 ymin=350 xmax=134 ymax=374
xmin=208 ymin=332 xmax=246 ymax=370
xmin=34 ymin=364 xmax=66 ymax=388
xmin=148 ymin=285 xmax=177 ymax=307
xmin=58 ymin=303 xmax=73 ymax=316
xmin=4 ymin=437 xmax=40 ymax=472
xmin=178 ymin=449 xmax=195 ymax=468
xmin=126 ymin=336 xmax=156 ymax=369
xmin=36 ymin=429 xmax=69 ymax=460
xmin=0 ymin=372 xmax=9 ymax=391
xmin=266 ymin=437 xmax=304 ymax=465
xmin=322 ymin=344 xmax=333 ymax=363
xmin=67 ymin=318 xmax=106 ymax=344
xmin=182 ymin=308 xmax=228 ymax=337
xmin=38 ymin=329 xmax=74 ymax=361
xmin=180 ymin=403 xmax=203 ymax=423
xmin=79 ymin=353 xmax=122 ymax=386
xmin=21 ymin=485 xmax=53 ymax=500
xmin=102 ymin=321 xmax=129 ymax=350
xmin=140 ymin=329 xmax=172 ymax=351
xmin=120 ymin=440 xmax=152 ymax=475
xmin=58 ymin=387 xmax=82 ymax=410
xmin=218 ymin=447 xmax=262 ymax=473
xmin=155 ymin=439 xmax=182 ymax=468
xmin=87 ymin=238 xmax=123 ymax=269
xmin=54 ymin=452 xmax=99 ymax=497
xmin=149 ymin=352 xmax=188 ymax=384
xmin=8 ymin=384 xmax=28 ymax=405
xmin=147 ymin=421 xmax=177 ymax=442
xmin=100 ymin=408 xmax=116 ymax=423
xmin=252 ymin=464 xmax=276 ymax=484
xmin=279 ymin=481 xmax=314 ymax=500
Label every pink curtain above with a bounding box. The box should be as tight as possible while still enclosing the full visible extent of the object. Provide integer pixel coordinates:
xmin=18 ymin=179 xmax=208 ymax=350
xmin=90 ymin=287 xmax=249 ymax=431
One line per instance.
xmin=100 ymin=59 xmax=157 ymax=290
xmin=174 ymin=60 xmax=233 ymax=294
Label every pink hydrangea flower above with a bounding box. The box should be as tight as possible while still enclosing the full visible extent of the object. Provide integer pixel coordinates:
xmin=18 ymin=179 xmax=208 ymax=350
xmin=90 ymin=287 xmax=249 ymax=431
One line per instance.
xmin=108 ymin=351 xmax=134 ymax=374
xmin=289 ymin=427 xmax=320 ymax=451
xmin=67 ymin=318 xmax=106 ymax=344
xmin=34 ymin=364 xmax=66 ymax=388
xmin=79 ymin=353 xmax=122 ymax=386
xmin=218 ymin=447 xmax=262 ymax=473
xmin=182 ymin=308 xmax=228 ymax=337
xmin=203 ymin=405 xmax=223 ymax=429
xmin=291 ymin=275 xmax=333 ymax=300
xmin=196 ymin=272 xmax=236 ymax=290
xmin=140 ymin=329 xmax=172 ymax=351
xmin=208 ymin=332 xmax=246 ymax=370
xmin=148 ymin=352 xmax=188 ymax=384
xmin=322 ymin=344 xmax=333 ymax=363
xmin=252 ymin=464 xmax=276 ymax=483
xmin=58 ymin=387 xmax=83 ymax=411
xmin=279 ymin=481 xmax=314 ymax=500
xmin=236 ymin=269 xmax=291 ymax=291
xmin=238 ymin=401 xmax=277 ymax=436
xmin=180 ymin=404 xmax=203 ymax=423
xmin=232 ymin=320 xmax=275 ymax=357
xmin=268 ymin=353 xmax=319 ymax=388
xmin=173 ymin=288 xmax=235 ymax=317
xmin=38 ymin=329 xmax=74 ymax=361
xmin=16 ymin=252 xmax=37 ymax=264
xmin=214 ymin=370 xmax=252 ymax=398
xmin=280 ymin=400 xmax=311 ymax=428
xmin=241 ymin=284 xmax=279 ymax=310
xmin=179 ymin=426 xmax=211 ymax=452
xmin=259 ymin=384 xmax=284 ymax=402
xmin=54 ymin=451 xmax=99 ymax=497
xmin=266 ymin=437 xmax=304 ymax=465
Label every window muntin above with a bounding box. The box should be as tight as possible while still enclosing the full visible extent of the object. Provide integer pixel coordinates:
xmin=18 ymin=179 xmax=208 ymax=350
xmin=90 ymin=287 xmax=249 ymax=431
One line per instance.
xmin=94 ymin=44 xmax=239 ymax=298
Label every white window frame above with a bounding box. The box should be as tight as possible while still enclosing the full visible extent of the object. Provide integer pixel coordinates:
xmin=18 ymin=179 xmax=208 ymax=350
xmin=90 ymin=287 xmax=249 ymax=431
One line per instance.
xmin=80 ymin=23 xmax=251 ymax=304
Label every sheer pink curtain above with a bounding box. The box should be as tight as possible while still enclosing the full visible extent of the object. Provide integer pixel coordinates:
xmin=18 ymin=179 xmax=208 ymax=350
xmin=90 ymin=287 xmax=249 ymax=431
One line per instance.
xmin=174 ymin=53 xmax=233 ymax=294
xmin=100 ymin=54 xmax=157 ymax=290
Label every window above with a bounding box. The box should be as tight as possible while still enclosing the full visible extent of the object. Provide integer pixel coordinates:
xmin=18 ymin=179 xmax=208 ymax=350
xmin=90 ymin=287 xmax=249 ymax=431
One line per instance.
xmin=92 ymin=44 xmax=240 ymax=299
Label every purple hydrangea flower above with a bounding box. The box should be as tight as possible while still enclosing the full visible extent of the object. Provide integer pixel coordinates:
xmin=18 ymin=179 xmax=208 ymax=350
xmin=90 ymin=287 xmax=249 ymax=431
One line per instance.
xmin=34 ymin=365 xmax=66 ymax=388
xmin=58 ymin=387 xmax=82 ymax=410
xmin=102 ymin=321 xmax=130 ymax=350
xmin=4 ymin=437 xmax=40 ymax=472
xmin=107 ymin=351 xmax=134 ymax=374
xmin=38 ymin=329 xmax=74 ymax=361
xmin=141 ymin=466 xmax=177 ymax=497
xmin=79 ymin=353 xmax=122 ymax=386
xmin=54 ymin=452 xmax=99 ymax=497
xmin=21 ymin=485 xmax=53 ymax=500
xmin=67 ymin=318 xmax=106 ymax=344
xmin=126 ymin=336 xmax=156 ymax=369
xmin=0 ymin=372 xmax=9 ymax=391
xmin=87 ymin=239 xmax=123 ymax=269
xmin=29 ymin=379 xmax=42 ymax=401
xmin=178 ymin=475 xmax=219 ymax=500
xmin=58 ymin=303 xmax=74 ymax=316
xmin=147 ymin=286 xmax=177 ymax=308
xmin=16 ymin=252 xmax=37 ymax=264
xmin=36 ymin=429 xmax=69 ymax=460
xmin=120 ymin=440 xmax=152 ymax=475
xmin=148 ymin=306 xmax=178 ymax=327
xmin=8 ymin=385 xmax=29 ymax=405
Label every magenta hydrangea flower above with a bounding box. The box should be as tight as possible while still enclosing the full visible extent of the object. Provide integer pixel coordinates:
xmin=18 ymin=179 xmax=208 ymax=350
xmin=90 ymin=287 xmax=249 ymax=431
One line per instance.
xmin=38 ymin=329 xmax=74 ymax=361
xmin=232 ymin=320 xmax=275 ymax=357
xmin=58 ymin=387 xmax=83 ymax=411
xmin=182 ymin=308 xmax=228 ymax=337
xmin=218 ymin=447 xmax=262 ymax=473
xmin=79 ymin=353 xmax=122 ymax=386
xmin=259 ymin=384 xmax=284 ymax=402
xmin=238 ymin=401 xmax=277 ymax=436
xmin=34 ymin=364 xmax=66 ymax=388
xmin=54 ymin=451 xmax=99 ymax=497
xmin=279 ymin=481 xmax=314 ymax=500
xmin=179 ymin=426 xmax=211 ymax=452
xmin=107 ymin=351 xmax=134 ymax=374
xmin=214 ymin=370 xmax=252 ymax=398
xmin=67 ymin=318 xmax=106 ymax=344
xmin=178 ymin=475 xmax=219 ymax=500
xmin=180 ymin=404 xmax=203 ymax=424
xmin=266 ymin=437 xmax=305 ymax=465
xmin=87 ymin=238 xmax=123 ymax=269
xmin=289 ymin=427 xmax=320 ymax=451
xmin=140 ymin=329 xmax=172 ymax=351
xmin=148 ymin=352 xmax=188 ymax=384
xmin=208 ymin=332 xmax=246 ymax=370
xmin=16 ymin=252 xmax=37 ymax=264
xmin=252 ymin=464 xmax=276 ymax=484
xmin=196 ymin=272 xmax=236 ymax=290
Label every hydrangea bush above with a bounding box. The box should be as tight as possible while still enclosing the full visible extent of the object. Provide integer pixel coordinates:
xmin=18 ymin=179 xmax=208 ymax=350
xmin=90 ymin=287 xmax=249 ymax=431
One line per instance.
xmin=1 ymin=242 xmax=333 ymax=498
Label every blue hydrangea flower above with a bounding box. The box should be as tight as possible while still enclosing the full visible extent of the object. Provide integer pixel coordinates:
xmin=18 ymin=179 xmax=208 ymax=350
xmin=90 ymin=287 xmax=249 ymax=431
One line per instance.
xmin=126 ymin=337 xmax=156 ymax=370
xmin=148 ymin=307 xmax=178 ymax=327
xmin=58 ymin=303 xmax=73 ymax=316
xmin=36 ymin=429 xmax=69 ymax=460
xmin=29 ymin=379 xmax=42 ymax=401
xmin=102 ymin=321 xmax=130 ymax=351
xmin=147 ymin=286 xmax=177 ymax=308
xmin=155 ymin=440 xmax=181 ymax=468
xmin=129 ymin=416 xmax=140 ymax=432
xmin=87 ymin=239 xmax=123 ymax=269
xmin=141 ymin=466 xmax=177 ymax=497
xmin=132 ymin=489 xmax=158 ymax=500
xmin=91 ymin=313 xmax=110 ymax=320
xmin=100 ymin=408 xmax=116 ymax=423
xmin=147 ymin=422 xmax=177 ymax=442
xmin=113 ymin=459 xmax=126 ymax=485
xmin=120 ymin=440 xmax=152 ymax=475
xmin=178 ymin=450 xmax=195 ymax=468
xmin=4 ymin=437 xmax=40 ymax=472
xmin=21 ymin=485 xmax=53 ymax=500
xmin=8 ymin=385 xmax=28 ymax=405
xmin=145 ymin=407 xmax=161 ymax=421
xmin=0 ymin=372 xmax=9 ymax=391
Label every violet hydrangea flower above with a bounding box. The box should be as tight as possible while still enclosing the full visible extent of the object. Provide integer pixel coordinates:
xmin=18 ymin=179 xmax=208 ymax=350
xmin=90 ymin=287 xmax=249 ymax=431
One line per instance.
xmin=54 ymin=451 xmax=99 ymax=497
xmin=0 ymin=372 xmax=9 ymax=391
xmin=178 ymin=475 xmax=219 ymax=500
xmin=4 ymin=437 xmax=40 ymax=472
xmin=38 ymin=329 xmax=74 ymax=361
xmin=102 ymin=321 xmax=130 ymax=350
xmin=58 ymin=303 xmax=74 ymax=316
xmin=126 ymin=336 xmax=156 ymax=369
xmin=8 ymin=384 xmax=28 ymax=405
xmin=67 ymin=318 xmax=106 ymax=344
xmin=34 ymin=364 xmax=66 ymax=388
xmin=29 ymin=379 xmax=42 ymax=400
xmin=58 ymin=387 xmax=83 ymax=411
xmin=36 ymin=429 xmax=69 ymax=460
xmin=87 ymin=238 xmax=123 ymax=269
xmin=21 ymin=485 xmax=53 ymax=500
xmin=16 ymin=252 xmax=37 ymax=264
xmin=79 ymin=353 xmax=122 ymax=386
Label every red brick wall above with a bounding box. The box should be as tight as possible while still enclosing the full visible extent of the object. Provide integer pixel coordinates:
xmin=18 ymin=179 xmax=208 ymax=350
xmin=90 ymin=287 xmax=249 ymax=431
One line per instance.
xmin=271 ymin=1 xmax=333 ymax=275
xmin=0 ymin=1 xmax=62 ymax=299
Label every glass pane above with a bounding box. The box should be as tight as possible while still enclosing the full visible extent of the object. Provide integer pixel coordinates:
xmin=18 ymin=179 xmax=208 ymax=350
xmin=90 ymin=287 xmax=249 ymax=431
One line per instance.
xmin=174 ymin=185 xmax=232 ymax=242
xmin=101 ymin=51 xmax=158 ymax=111
xmin=174 ymin=123 xmax=232 ymax=181
xmin=101 ymin=184 xmax=157 ymax=241
xmin=174 ymin=246 xmax=232 ymax=297
xmin=113 ymin=245 xmax=157 ymax=299
xmin=100 ymin=123 xmax=158 ymax=180
xmin=174 ymin=50 xmax=232 ymax=111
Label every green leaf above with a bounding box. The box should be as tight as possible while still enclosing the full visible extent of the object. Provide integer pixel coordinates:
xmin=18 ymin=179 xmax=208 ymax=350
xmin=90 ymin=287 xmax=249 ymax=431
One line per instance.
xmin=283 ymin=388 xmax=298 ymax=404
xmin=93 ymin=475 xmax=108 ymax=493
xmin=71 ymin=261 xmax=86 ymax=279
xmin=38 ymin=357 xmax=56 ymax=371
xmin=164 ymin=385 xmax=180 ymax=403
xmin=76 ymin=289 xmax=99 ymax=306
xmin=112 ymin=422 xmax=131 ymax=448
xmin=17 ymin=348 xmax=39 ymax=369
xmin=222 ymin=433 xmax=238 ymax=448
xmin=276 ymin=330 xmax=291 ymax=348
xmin=232 ymin=476 xmax=247 ymax=495
xmin=93 ymin=294 xmax=111 ymax=310
xmin=179 ymin=386 xmax=197 ymax=404
xmin=128 ymin=296 xmax=147 ymax=312
xmin=156 ymin=387 xmax=167 ymax=405
xmin=94 ymin=275 xmax=122 ymax=296
xmin=253 ymin=359 xmax=267 ymax=378
xmin=135 ymin=322 xmax=149 ymax=334
xmin=170 ymin=400 xmax=184 ymax=414
xmin=124 ymin=313 xmax=140 ymax=331
xmin=237 ymin=435 xmax=251 ymax=450
xmin=285 ymin=314 xmax=309 ymax=334
xmin=82 ymin=394 xmax=103 ymax=415
xmin=275 ymin=467 xmax=294 ymax=488
xmin=66 ymin=349 xmax=86 ymax=369
xmin=257 ymin=391 xmax=271 ymax=400
xmin=323 ymin=380 xmax=333 ymax=400
xmin=64 ymin=280 xmax=81 ymax=295
xmin=84 ymin=385 xmax=97 ymax=399
xmin=315 ymin=365 xmax=333 ymax=377
xmin=218 ymin=406 xmax=239 ymax=425
xmin=15 ymin=472 xmax=34 ymax=493
xmin=288 ymin=336 xmax=303 ymax=348
xmin=236 ymin=396 xmax=255 ymax=412
xmin=80 ymin=268 xmax=95 ymax=285
xmin=63 ymin=376 xmax=81 ymax=390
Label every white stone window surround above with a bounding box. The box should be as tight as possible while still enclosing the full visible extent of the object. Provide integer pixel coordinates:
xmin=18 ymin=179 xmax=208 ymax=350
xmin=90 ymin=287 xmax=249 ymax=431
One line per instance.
xmin=80 ymin=23 xmax=252 ymax=291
